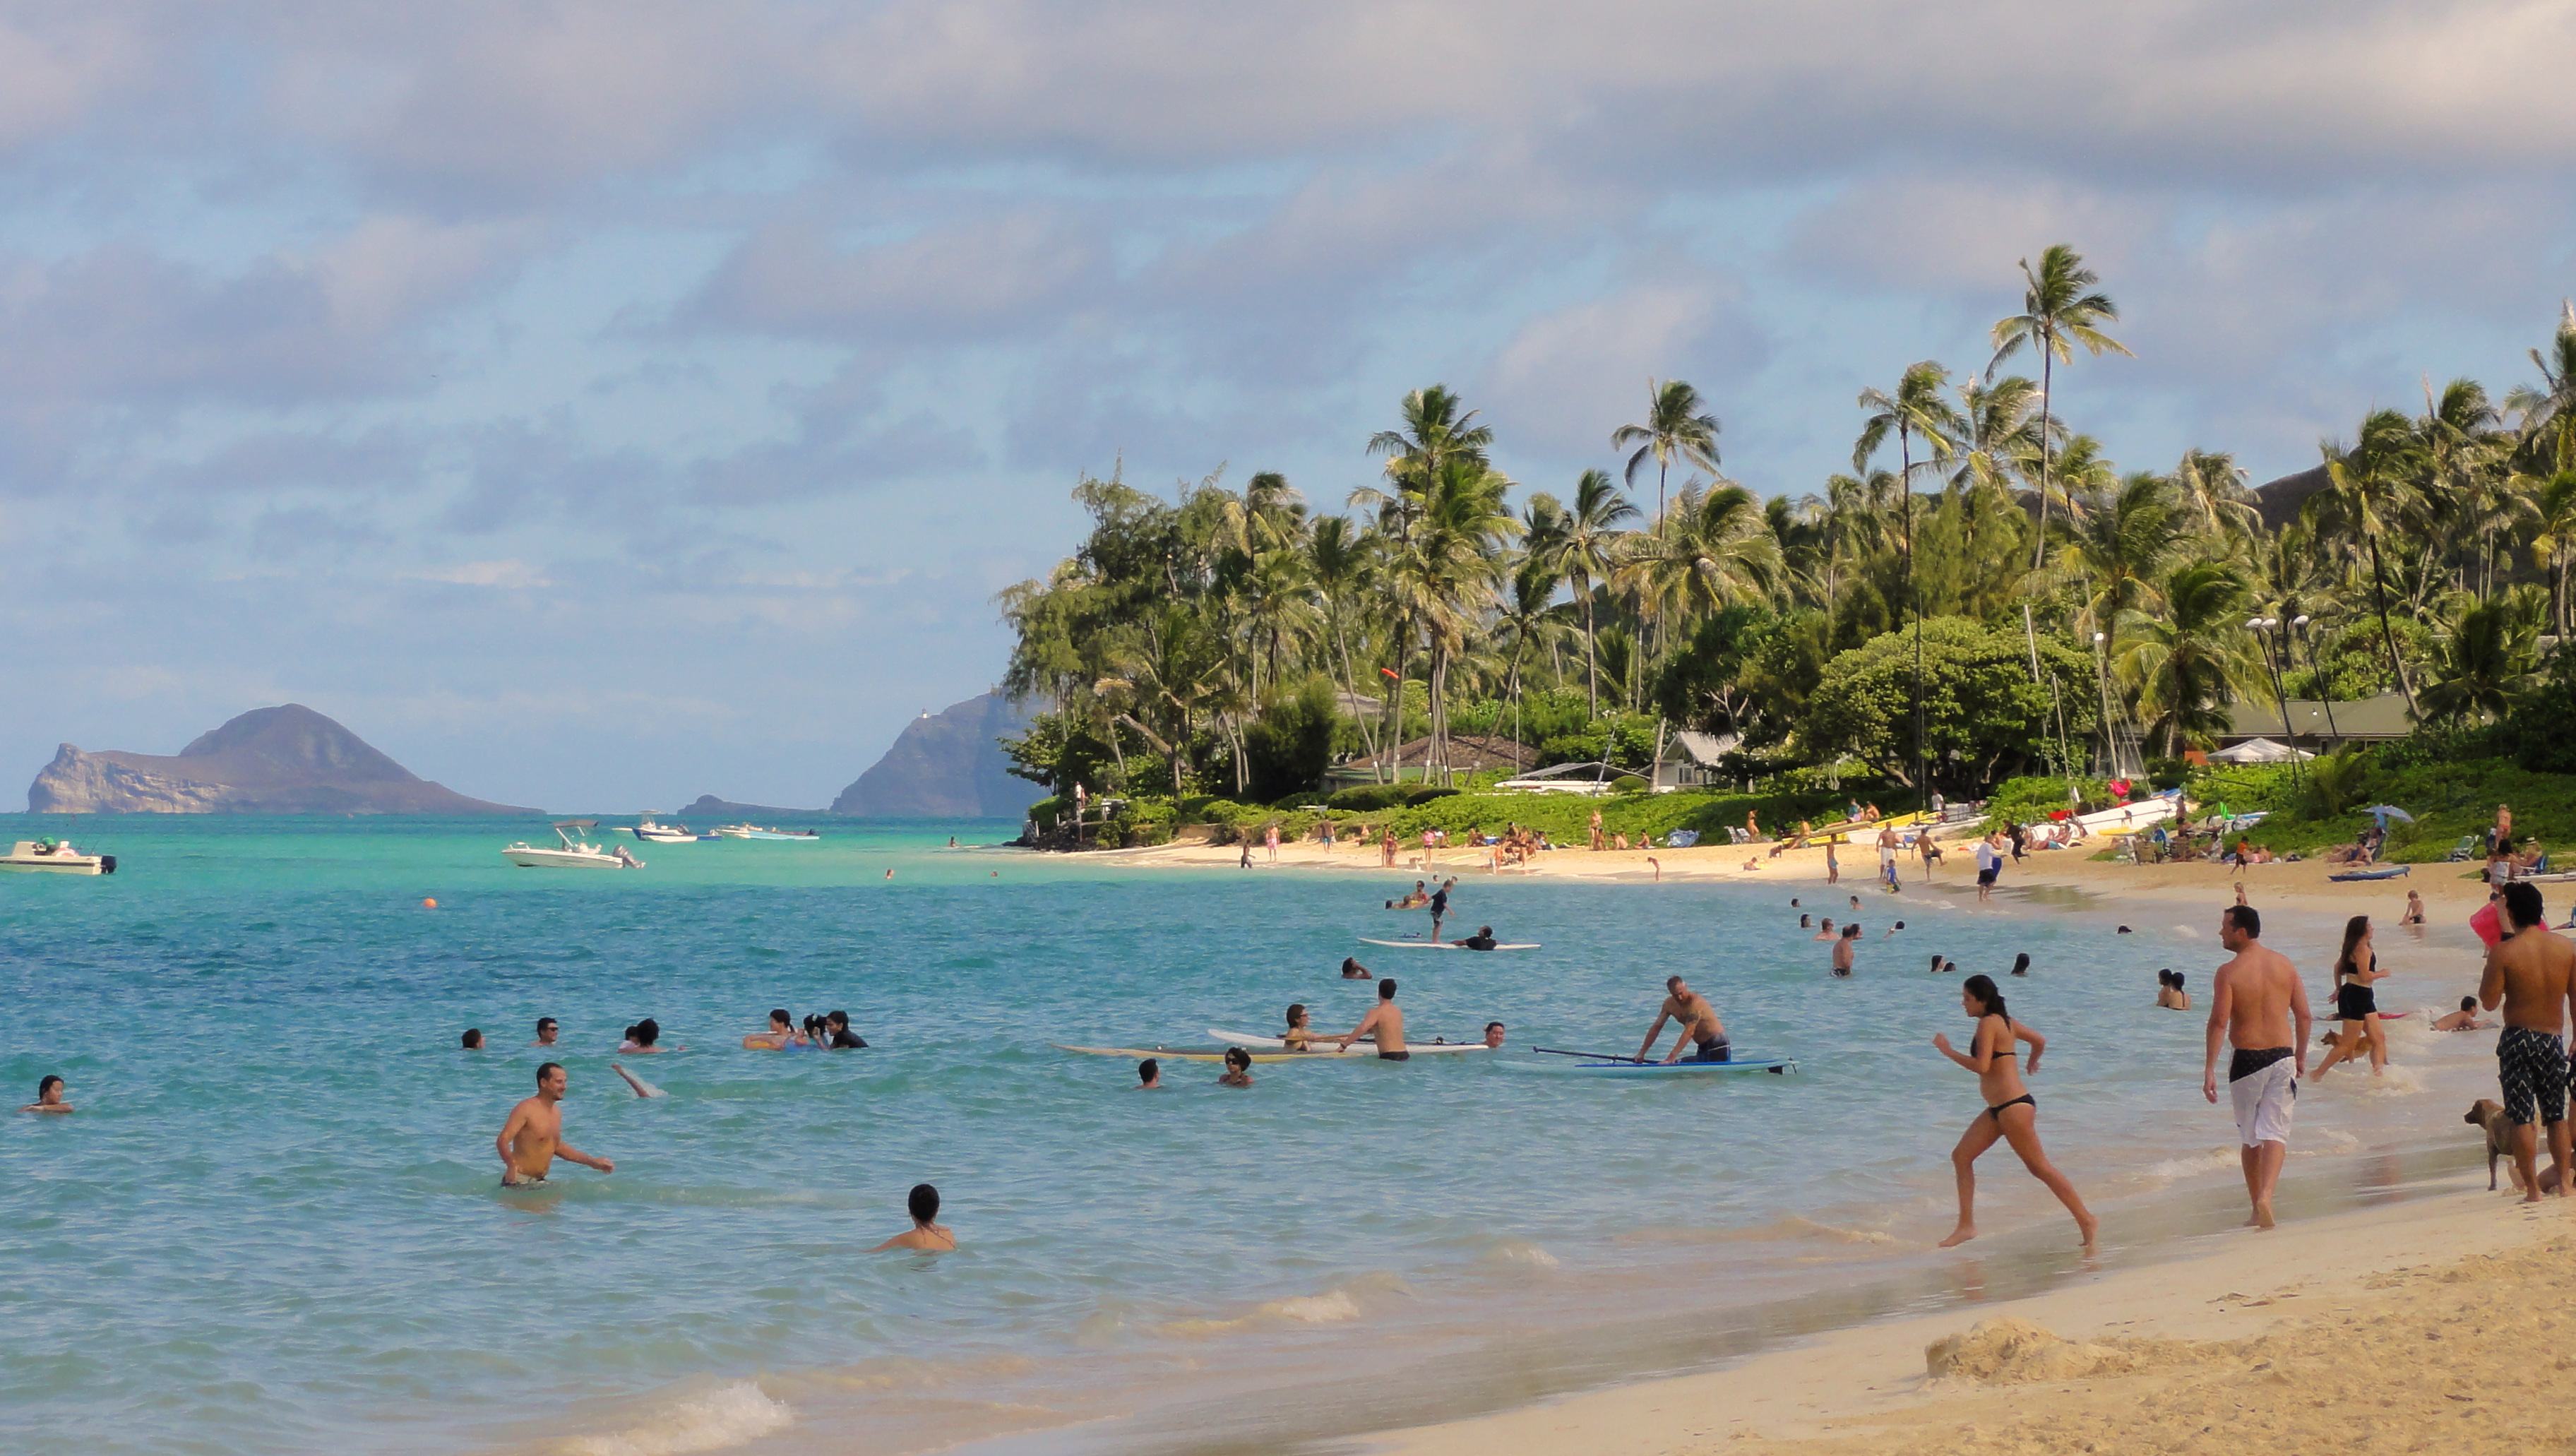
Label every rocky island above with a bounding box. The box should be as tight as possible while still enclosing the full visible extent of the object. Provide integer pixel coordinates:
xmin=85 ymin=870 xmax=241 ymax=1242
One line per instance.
xmin=27 ymin=705 xmax=537 ymax=814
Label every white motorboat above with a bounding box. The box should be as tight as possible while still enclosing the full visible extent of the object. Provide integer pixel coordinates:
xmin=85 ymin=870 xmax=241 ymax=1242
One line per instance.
xmin=503 ymin=821 xmax=645 ymax=869
xmin=631 ymin=818 xmax=709 ymax=843
xmin=712 ymin=823 xmax=820 ymax=840
xmin=1 ymin=840 xmax=115 ymax=874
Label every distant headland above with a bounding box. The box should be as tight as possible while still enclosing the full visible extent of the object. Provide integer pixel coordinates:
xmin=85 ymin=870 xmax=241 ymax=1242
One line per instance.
xmin=27 ymin=705 xmax=538 ymax=815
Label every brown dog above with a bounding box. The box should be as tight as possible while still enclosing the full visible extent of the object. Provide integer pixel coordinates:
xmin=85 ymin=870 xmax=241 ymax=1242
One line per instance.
xmin=2465 ymin=1099 xmax=2524 ymax=1192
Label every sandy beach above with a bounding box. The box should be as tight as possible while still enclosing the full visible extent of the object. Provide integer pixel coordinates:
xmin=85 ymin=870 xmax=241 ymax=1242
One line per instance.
xmin=1099 ymin=829 xmax=2500 ymax=926
xmin=1083 ymin=826 xmax=2576 ymax=1456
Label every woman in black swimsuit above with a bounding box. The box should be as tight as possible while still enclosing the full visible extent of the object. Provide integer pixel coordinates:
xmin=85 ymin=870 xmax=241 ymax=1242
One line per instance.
xmin=1931 ymin=975 xmax=2097 ymax=1252
xmin=2312 ymin=915 xmax=2387 ymax=1079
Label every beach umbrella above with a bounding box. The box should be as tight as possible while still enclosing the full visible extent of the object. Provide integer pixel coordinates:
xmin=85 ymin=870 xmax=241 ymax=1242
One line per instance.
xmin=2363 ymin=805 xmax=2414 ymax=825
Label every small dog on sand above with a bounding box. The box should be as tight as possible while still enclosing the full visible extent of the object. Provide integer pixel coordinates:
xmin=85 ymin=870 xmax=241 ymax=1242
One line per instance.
xmin=2464 ymin=1099 xmax=2524 ymax=1192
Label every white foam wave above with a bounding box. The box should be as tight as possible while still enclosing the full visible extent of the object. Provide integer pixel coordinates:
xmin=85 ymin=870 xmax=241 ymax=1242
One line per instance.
xmin=554 ymin=1381 xmax=792 ymax=1456
xmin=1484 ymin=1239 xmax=1561 ymax=1270
xmin=2140 ymin=1147 xmax=2238 ymax=1184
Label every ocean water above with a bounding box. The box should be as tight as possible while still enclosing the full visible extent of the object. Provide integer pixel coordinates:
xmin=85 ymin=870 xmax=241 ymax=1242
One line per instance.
xmin=0 ymin=816 xmax=2503 ymax=1456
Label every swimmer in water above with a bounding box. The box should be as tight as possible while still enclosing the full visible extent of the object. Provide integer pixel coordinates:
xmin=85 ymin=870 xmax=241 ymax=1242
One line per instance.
xmin=21 ymin=1074 xmax=72 ymax=1114
xmin=618 ymin=1019 xmax=681 ymax=1053
xmin=1282 ymin=1003 xmax=1318 ymax=1051
xmin=1332 ymin=979 xmax=1408 ymax=1060
xmin=2010 ymin=953 xmax=2031 ymax=977
xmin=1800 ymin=913 xmax=1813 ymax=929
xmin=532 ymin=1017 xmax=559 ymax=1048
xmin=1810 ymin=917 xmax=1837 ymax=941
xmin=1833 ymin=924 xmax=1859 ymax=977
xmin=741 ymin=1008 xmax=806 ymax=1050
xmin=1483 ymin=1020 xmax=1507 ymax=1049
xmin=869 ymin=1183 xmax=957 ymax=1252
xmin=1135 ymin=1058 xmax=1162 ymax=1089
xmin=461 ymin=1028 xmax=484 ymax=1050
xmin=1340 ymin=957 xmax=1373 ymax=980
xmin=2430 ymin=996 xmax=2494 ymax=1032
xmin=1217 ymin=1046 xmax=1255 ymax=1087
xmin=496 ymin=1063 xmax=614 ymax=1186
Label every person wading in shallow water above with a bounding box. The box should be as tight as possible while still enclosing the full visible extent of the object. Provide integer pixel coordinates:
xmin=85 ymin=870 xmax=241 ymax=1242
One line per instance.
xmin=2202 ymin=905 xmax=2309 ymax=1229
xmin=1931 ymin=975 xmax=2097 ymax=1252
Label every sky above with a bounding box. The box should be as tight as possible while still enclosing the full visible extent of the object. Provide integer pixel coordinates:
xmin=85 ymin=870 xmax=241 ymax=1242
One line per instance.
xmin=3 ymin=0 xmax=2572 ymax=811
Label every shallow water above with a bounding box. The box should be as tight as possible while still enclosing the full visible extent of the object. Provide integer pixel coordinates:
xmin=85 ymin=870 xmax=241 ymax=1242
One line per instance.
xmin=0 ymin=817 xmax=2500 ymax=1455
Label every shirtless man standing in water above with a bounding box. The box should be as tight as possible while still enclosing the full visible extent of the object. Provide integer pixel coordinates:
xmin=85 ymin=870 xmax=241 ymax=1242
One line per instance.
xmin=1333 ymin=979 xmax=1409 ymax=1060
xmin=496 ymin=1062 xmax=615 ymax=1186
xmin=1636 ymin=976 xmax=1731 ymax=1063
xmin=2202 ymin=905 xmax=2309 ymax=1229
xmin=2477 ymin=881 xmax=2574 ymax=1200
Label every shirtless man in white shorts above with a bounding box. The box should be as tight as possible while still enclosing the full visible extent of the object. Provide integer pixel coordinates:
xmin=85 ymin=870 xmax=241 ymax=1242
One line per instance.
xmin=2202 ymin=905 xmax=2310 ymax=1228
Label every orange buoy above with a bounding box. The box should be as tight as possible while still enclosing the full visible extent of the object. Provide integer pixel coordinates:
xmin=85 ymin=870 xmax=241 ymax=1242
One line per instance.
xmin=422 ymin=897 xmax=439 ymax=909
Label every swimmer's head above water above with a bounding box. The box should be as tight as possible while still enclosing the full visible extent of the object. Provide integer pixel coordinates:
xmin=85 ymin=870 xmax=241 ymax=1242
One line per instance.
xmin=461 ymin=1027 xmax=483 ymax=1050
xmin=1484 ymin=1020 xmax=1505 ymax=1048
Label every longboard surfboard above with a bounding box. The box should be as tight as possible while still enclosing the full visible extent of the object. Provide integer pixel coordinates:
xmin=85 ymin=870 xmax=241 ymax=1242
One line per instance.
xmin=1205 ymin=1030 xmax=1492 ymax=1054
xmin=1356 ymin=938 xmax=1541 ymax=950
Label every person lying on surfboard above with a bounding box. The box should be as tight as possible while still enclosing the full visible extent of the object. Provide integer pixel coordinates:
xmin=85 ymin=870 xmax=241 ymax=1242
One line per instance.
xmin=1330 ymin=980 xmax=1409 ymax=1061
xmin=1455 ymin=927 xmax=1499 ymax=950
xmin=1636 ymin=976 xmax=1731 ymax=1063
xmin=1384 ymin=881 xmax=1429 ymax=910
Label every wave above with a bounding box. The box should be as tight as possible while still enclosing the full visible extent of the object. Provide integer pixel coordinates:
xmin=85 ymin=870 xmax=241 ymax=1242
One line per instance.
xmin=1482 ymin=1239 xmax=1561 ymax=1270
xmin=548 ymin=1380 xmax=792 ymax=1456
xmin=1154 ymin=1272 xmax=1411 ymax=1339
xmin=1621 ymin=1215 xmax=1906 ymax=1248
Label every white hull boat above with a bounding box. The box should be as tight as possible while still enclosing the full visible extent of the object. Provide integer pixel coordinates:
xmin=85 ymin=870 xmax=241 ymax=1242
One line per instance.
xmin=631 ymin=818 xmax=709 ymax=842
xmin=504 ymin=821 xmax=644 ymax=869
xmin=2 ymin=840 xmax=115 ymax=874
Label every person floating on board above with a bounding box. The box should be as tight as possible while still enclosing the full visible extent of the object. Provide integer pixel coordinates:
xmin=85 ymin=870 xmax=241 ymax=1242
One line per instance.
xmin=1481 ymin=1021 xmax=1507 ymax=1049
xmin=1635 ymin=976 xmax=1731 ymax=1063
xmin=1332 ymin=980 xmax=1408 ymax=1061
xmin=1455 ymin=926 xmax=1499 ymax=950
xmin=496 ymin=1063 xmax=614 ymax=1187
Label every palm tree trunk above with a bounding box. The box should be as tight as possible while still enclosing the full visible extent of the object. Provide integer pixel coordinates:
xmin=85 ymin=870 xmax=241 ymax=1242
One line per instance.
xmin=2028 ymin=342 xmax=2054 ymax=572
xmin=2366 ymin=538 xmax=2420 ymax=717
xmin=1582 ymin=583 xmax=1600 ymax=719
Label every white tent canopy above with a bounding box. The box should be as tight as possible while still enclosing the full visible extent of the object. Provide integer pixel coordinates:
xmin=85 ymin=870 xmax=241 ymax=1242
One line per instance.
xmin=2207 ymin=737 xmax=2315 ymax=763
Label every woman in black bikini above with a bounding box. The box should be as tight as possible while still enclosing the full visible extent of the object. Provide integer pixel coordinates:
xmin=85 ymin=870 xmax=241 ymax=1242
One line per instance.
xmin=1931 ymin=974 xmax=2098 ymax=1252
xmin=2312 ymin=915 xmax=2387 ymax=1079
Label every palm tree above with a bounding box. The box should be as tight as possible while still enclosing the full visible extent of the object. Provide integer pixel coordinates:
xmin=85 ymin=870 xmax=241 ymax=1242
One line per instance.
xmin=1491 ymin=560 xmax=1567 ymax=748
xmin=2525 ymin=469 xmax=2576 ymax=636
xmin=1856 ymin=361 xmax=1962 ymax=804
xmin=2419 ymin=591 xmax=2544 ymax=724
xmin=1356 ymin=386 xmax=1497 ymax=770
xmin=2117 ymin=561 xmax=2255 ymax=756
xmin=1611 ymin=379 xmax=1721 ymax=527
xmin=1989 ymin=244 xmax=2133 ymax=571
xmin=2506 ymin=300 xmax=2576 ymax=473
xmin=1618 ymin=482 xmax=1781 ymax=621
xmin=1384 ymin=458 xmax=1517 ymax=783
xmin=1527 ymin=467 xmax=1640 ymax=717
xmin=1307 ymin=515 xmax=1381 ymax=768
xmin=2062 ymin=472 xmax=2186 ymax=685
xmin=2320 ymin=409 xmax=2428 ymax=717
xmin=2173 ymin=450 xmax=2261 ymax=542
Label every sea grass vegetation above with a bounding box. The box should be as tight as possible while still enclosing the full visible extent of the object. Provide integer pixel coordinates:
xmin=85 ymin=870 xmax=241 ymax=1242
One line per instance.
xmin=997 ymin=247 xmax=2576 ymax=841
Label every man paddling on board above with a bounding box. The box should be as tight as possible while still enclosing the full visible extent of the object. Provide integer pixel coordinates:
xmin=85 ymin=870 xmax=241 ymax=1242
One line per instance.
xmin=1636 ymin=976 xmax=1731 ymax=1063
xmin=1332 ymin=979 xmax=1409 ymax=1061
xmin=1455 ymin=926 xmax=1499 ymax=950
xmin=496 ymin=1063 xmax=614 ymax=1187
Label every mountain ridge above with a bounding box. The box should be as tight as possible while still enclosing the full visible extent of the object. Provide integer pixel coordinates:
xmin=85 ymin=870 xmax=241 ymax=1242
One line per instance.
xmin=28 ymin=705 xmax=537 ymax=814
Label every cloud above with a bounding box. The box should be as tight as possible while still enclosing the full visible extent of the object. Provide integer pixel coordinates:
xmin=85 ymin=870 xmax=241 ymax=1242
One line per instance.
xmin=1480 ymin=278 xmax=1769 ymax=463
xmin=686 ymin=210 xmax=1111 ymax=343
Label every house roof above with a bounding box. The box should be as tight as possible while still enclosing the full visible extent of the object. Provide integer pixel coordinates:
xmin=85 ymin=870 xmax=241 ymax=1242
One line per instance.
xmin=2222 ymin=693 xmax=2412 ymax=741
xmin=1665 ymin=729 xmax=1742 ymax=765
xmin=1341 ymin=734 xmax=1537 ymax=771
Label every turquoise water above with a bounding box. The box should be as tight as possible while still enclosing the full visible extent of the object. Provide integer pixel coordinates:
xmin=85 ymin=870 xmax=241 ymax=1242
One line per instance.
xmin=0 ymin=817 xmax=2498 ymax=1455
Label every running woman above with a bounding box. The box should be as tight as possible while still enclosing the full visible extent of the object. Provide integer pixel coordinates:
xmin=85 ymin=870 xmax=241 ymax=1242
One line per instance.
xmin=1931 ymin=974 xmax=2097 ymax=1252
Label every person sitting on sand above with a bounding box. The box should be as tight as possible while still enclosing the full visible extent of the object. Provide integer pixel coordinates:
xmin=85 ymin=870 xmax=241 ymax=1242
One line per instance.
xmin=21 ymin=1074 xmax=73 ymax=1114
xmin=1613 ymin=832 xmax=1630 ymax=852
xmin=1932 ymin=975 xmax=2097 ymax=1251
xmin=1217 ymin=1046 xmax=1255 ymax=1087
xmin=869 ymin=1183 xmax=957 ymax=1252
xmin=2431 ymin=996 xmax=2495 ymax=1032
xmin=742 ymin=1008 xmax=807 ymax=1050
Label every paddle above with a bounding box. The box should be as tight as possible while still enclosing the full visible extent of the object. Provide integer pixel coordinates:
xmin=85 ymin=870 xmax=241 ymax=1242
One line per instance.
xmin=1531 ymin=1046 xmax=1647 ymax=1063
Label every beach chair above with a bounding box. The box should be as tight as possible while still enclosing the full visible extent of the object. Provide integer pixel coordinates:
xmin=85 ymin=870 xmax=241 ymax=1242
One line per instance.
xmin=2446 ymin=835 xmax=2479 ymax=862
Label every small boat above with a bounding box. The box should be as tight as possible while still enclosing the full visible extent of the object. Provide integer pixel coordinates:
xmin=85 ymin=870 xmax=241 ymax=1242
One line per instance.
xmin=1 ymin=840 xmax=115 ymax=875
xmin=735 ymin=825 xmax=821 ymax=841
xmin=503 ymin=821 xmax=645 ymax=869
xmin=631 ymin=818 xmax=710 ymax=842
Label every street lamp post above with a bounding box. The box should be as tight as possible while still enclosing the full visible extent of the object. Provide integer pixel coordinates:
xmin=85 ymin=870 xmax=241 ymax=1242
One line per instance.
xmin=2247 ymin=616 xmax=2303 ymax=789
xmin=2288 ymin=615 xmax=2339 ymax=746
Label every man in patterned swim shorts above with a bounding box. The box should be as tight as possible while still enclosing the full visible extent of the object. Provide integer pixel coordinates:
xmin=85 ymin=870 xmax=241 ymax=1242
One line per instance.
xmin=2477 ymin=881 xmax=2574 ymax=1201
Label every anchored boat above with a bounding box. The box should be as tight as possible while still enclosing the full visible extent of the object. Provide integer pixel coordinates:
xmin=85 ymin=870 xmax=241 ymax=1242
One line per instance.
xmin=1 ymin=840 xmax=115 ymax=875
xmin=503 ymin=821 xmax=645 ymax=869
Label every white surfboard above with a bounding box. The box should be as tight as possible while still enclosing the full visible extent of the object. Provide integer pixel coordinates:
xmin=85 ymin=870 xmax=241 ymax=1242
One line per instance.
xmin=1356 ymin=937 xmax=1541 ymax=950
xmin=1205 ymin=1029 xmax=1493 ymax=1055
